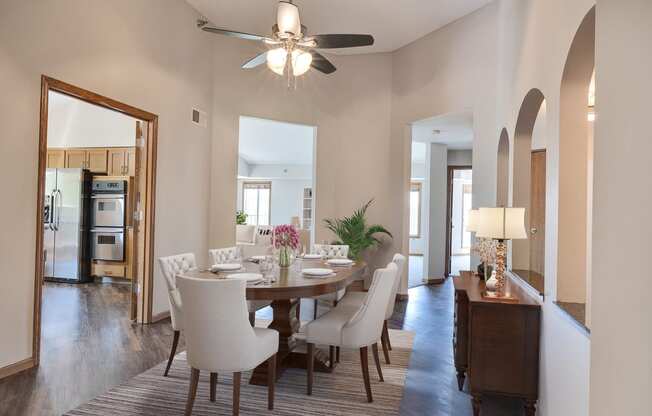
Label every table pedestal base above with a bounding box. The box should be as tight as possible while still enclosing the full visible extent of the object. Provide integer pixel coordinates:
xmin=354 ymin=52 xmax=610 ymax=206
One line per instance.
xmin=250 ymin=298 xmax=335 ymax=386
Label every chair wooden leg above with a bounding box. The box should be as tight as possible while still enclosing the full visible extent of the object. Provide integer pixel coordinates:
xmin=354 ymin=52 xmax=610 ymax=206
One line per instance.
xmin=307 ymin=342 xmax=315 ymax=395
xmin=164 ymin=330 xmax=180 ymax=377
xmin=233 ymin=372 xmax=241 ymax=416
xmin=371 ymin=343 xmax=384 ymax=382
xmin=336 ymin=346 xmax=340 ymax=363
xmin=210 ymin=372 xmax=217 ymax=402
xmin=296 ymin=299 xmax=301 ymax=320
xmin=267 ymin=354 xmax=276 ymax=410
xmin=329 ymin=345 xmax=336 ymax=369
xmin=383 ymin=320 xmax=392 ymax=351
xmin=380 ymin=332 xmax=391 ymax=365
xmin=359 ymin=346 xmax=373 ymax=403
xmin=248 ymin=311 xmax=255 ymax=327
xmin=313 ymin=299 xmax=318 ymax=319
xmin=185 ymin=368 xmax=200 ymax=416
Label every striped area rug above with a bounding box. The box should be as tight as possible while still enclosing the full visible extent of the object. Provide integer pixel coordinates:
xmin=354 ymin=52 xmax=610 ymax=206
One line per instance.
xmin=65 ymin=329 xmax=414 ymax=416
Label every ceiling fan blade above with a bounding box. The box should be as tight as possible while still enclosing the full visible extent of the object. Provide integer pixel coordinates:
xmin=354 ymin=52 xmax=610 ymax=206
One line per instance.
xmin=242 ymin=52 xmax=267 ymax=69
xmin=200 ymin=24 xmax=266 ymax=42
xmin=311 ymin=34 xmax=374 ymax=49
xmin=311 ymin=52 xmax=337 ymax=74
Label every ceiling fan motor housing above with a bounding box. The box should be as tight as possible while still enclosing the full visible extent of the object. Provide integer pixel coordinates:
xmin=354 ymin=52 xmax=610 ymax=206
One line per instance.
xmin=277 ymin=1 xmax=302 ymax=37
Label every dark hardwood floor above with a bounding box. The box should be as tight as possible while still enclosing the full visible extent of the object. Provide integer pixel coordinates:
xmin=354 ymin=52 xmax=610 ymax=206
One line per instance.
xmin=0 ymin=280 xmax=524 ymax=416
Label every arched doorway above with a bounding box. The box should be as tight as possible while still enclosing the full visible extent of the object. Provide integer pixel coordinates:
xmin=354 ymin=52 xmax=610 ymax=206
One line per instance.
xmin=496 ymin=128 xmax=510 ymax=207
xmin=557 ymin=6 xmax=595 ymax=327
xmin=512 ymin=88 xmax=546 ymax=294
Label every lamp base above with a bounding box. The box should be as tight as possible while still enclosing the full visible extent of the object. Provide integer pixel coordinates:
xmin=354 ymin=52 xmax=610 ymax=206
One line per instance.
xmin=481 ymin=290 xmax=519 ymax=302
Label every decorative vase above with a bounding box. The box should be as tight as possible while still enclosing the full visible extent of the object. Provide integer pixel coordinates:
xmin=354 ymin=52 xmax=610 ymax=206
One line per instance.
xmin=278 ymin=246 xmax=292 ymax=268
xmin=485 ymin=270 xmax=498 ymax=291
xmin=477 ymin=263 xmax=493 ymax=281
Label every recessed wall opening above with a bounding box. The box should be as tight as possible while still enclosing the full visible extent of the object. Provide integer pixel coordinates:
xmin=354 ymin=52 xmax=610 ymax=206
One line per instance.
xmin=236 ymin=116 xmax=317 ymax=254
xmin=556 ymin=6 xmax=595 ymax=329
xmin=511 ymin=89 xmax=547 ymax=295
xmin=496 ymin=128 xmax=510 ymax=207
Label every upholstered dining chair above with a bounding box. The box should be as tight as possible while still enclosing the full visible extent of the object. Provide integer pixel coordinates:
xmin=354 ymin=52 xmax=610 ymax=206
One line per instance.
xmin=176 ymin=276 xmax=278 ymax=416
xmin=304 ymin=262 xmax=399 ymax=403
xmin=338 ymin=253 xmax=406 ymax=364
xmin=310 ymin=244 xmax=350 ymax=320
xmin=209 ymin=247 xmax=272 ymax=326
xmin=158 ymin=253 xmax=197 ymax=377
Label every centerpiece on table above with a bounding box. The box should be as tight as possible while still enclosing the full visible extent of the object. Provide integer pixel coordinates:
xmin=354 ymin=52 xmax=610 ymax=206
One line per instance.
xmin=272 ymin=224 xmax=300 ymax=268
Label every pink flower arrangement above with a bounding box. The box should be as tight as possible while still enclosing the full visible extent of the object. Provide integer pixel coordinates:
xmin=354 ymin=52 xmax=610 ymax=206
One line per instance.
xmin=272 ymin=224 xmax=300 ymax=250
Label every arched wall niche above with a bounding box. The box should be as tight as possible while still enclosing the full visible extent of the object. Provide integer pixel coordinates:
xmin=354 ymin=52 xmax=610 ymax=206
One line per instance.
xmin=496 ymin=128 xmax=510 ymax=207
xmin=512 ymin=88 xmax=547 ymax=294
xmin=557 ymin=6 xmax=595 ymax=327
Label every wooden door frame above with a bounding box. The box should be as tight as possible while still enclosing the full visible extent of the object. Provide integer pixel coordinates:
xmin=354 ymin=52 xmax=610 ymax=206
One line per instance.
xmin=445 ymin=165 xmax=472 ymax=277
xmin=32 ymin=76 xmax=159 ymax=368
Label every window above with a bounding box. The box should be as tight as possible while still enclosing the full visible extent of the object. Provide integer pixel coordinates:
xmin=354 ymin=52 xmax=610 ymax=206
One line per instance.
xmin=242 ymin=182 xmax=271 ymax=226
xmin=409 ymin=182 xmax=422 ymax=238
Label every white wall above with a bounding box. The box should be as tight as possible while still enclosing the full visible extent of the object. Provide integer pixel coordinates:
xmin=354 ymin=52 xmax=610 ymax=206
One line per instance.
xmin=0 ymin=0 xmax=213 ymax=369
xmin=590 ymin=1 xmax=652 ymax=414
xmin=47 ymin=91 xmax=137 ymax=148
xmin=236 ymin=177 xmax=312 ymax=226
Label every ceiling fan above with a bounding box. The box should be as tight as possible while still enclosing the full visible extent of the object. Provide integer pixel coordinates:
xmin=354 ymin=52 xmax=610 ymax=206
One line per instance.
xmin=197 ymin=0 xmax=375 ymax=77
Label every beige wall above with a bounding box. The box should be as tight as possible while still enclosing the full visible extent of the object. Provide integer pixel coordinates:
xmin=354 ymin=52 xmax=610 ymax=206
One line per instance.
xmin=590 ymin=0 xmax=652 ymax=413
xmin=208 ymin=38 xmax=396 ymax=278
xmin=0 ymin=0 xmax=213 ymax=368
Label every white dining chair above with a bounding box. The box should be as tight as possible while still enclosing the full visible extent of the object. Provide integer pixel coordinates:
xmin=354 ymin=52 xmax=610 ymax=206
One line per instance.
xmin=176 ymin=275 xmax=279 ymax=416
xmin=158 ymin=253 xmax=198 ymax=377
xmin=304 ymin=262 xmax=399 ymax=403
xmin=338 ymin=253 xmax=406 ymax=364
xmin=209 ymin=247 xmax=272 ymax=325
xmin=310 ymin=244 xmax=350 ymax=320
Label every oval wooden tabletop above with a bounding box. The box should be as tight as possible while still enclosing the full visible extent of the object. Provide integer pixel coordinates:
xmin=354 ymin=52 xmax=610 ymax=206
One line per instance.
xmin=182 ymin=259 xmax=367 ymax=301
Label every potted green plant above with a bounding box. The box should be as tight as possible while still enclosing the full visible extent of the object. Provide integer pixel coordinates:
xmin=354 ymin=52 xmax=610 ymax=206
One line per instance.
xmin=236 ymin=210 xmax=248 ymax=225
xmin=323 ymin=199 xmax=392 ymax=260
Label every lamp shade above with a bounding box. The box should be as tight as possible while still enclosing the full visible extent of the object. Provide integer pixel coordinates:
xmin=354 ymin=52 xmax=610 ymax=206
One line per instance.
xmin=476 ymin=207 xmax=527 ymax=240
xmin=465 ymin=209 xmax=479 ymax=232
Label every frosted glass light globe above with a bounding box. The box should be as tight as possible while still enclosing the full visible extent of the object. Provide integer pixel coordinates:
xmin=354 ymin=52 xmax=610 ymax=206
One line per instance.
xmin=292 ymin=49 xmax=313 ymax=76
xmin=267 ymin=48 xmax=287 ymax=76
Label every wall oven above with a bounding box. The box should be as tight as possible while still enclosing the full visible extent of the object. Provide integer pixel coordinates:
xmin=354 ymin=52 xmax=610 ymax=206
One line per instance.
xmin=90 ymin=228 xmax=125 ymax=261
xmin=91 ymin=180 xmax=127 ymax=262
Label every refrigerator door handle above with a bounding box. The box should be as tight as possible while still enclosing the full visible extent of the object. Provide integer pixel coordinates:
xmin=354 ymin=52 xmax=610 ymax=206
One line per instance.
xmin=48 ymin=190 xmax=57 ymax=231
xmin=55 ymin=189 xmax=62 ymax=231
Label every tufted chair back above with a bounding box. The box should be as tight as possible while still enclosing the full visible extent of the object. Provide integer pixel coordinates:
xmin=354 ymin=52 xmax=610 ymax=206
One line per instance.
xmin=209 ymin=246 xmax=241 ymax=265
xmin=313 ymin=244 xmax=350 ymax=259
xmin=158 ymin=253 xmax=197 ymax=331
xmin=386 ymin=253 xmax=407 ymax=320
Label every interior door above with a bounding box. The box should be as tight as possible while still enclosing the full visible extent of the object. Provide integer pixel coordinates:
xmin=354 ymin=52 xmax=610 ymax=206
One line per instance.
xmin=529 ymin=150 xmax=546 ymax=276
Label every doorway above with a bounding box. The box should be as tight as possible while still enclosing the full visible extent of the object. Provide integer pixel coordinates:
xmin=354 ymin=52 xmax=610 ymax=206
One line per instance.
xmin=446 ymin=166 xmax=472 ymax=277
xmin=33 ymin=76 xmax=158 ymax=366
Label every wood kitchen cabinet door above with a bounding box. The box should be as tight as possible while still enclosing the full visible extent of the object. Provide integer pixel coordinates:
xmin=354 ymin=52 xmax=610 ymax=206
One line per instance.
xmin=46 ymin=149 xmax=65 ymax=168
xmin=125 ymin=148 xmax=136 ymax=176
xmin=86 ymin=149 xmax=108 ymax=173
xmin=108 ymin=148 xmax=126 ymax=176
xmin=65 ymin=149 xmax=87 ymax=169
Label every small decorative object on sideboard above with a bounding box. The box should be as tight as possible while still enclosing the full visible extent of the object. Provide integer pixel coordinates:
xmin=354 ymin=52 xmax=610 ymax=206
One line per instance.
xmin=272 ymin=224 xmax=300 ymax=268
xmin=485 ymin=270 xmax=498 ymax=291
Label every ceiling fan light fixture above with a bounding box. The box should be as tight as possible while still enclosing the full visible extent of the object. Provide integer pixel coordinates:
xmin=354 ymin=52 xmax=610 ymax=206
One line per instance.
xmin=267 ymin=47 xmax=287 ymax=76
xmin=277 ymin=1 xmax=301 ymax=36
xmin=292 ymin=49 xmax=313 ymax=76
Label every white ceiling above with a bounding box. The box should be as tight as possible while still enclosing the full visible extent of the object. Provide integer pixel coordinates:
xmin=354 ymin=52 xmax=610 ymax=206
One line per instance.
xmin=186 ymin=0 xmax=491 ymax=54
xmin=411 ymin=111 xmax=474 ymax=150
xmin=239 ymin=116 xmax=314 ymax=165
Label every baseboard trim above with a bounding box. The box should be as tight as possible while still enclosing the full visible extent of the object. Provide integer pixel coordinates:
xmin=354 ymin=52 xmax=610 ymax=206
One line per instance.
xmin=0 ymin=357 xmax=35 ymax=380
xmin=396 ymin=293 xmax=408 ymax=301
xmin=151 ymin=310 xmax=171 ymax=323
xmin=426 ymin=276 xmax=446 ymax=285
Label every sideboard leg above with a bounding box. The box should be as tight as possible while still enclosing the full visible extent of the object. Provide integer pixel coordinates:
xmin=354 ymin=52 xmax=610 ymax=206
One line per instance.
xmin=471 ymin=394 xmax=482 ymax=416
xmin=456 ymin=369 xmax=465 ymax=391
xmin=524 ymin=399 xmax=537 ymax=416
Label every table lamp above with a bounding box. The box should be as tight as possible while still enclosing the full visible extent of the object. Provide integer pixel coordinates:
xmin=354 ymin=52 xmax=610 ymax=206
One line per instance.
xmin=476 ymin=207 xmax=527 ymax=299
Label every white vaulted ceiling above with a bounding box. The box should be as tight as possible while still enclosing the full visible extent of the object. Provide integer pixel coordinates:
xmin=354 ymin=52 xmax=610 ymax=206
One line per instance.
xmin=186 ymin=0 xmax=492 ymax=54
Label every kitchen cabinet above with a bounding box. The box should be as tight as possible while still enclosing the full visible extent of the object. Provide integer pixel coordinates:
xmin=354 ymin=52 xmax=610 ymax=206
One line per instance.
xmin=65 ymin=149 xmax=87 ymax=169
xmin=126 ymin=148 xmax=136 ymax=176
xmin=86 ymin=148 xmax=108 ymax=173
xmin=108 ymin=148 xmax=136 ymax=176
xmin=46 ymin=149 xmax=65 ymax=168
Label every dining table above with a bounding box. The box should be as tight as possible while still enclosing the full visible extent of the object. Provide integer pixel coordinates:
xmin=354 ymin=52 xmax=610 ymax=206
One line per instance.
xmin=183 ymin=258 xmax=367 ymax=386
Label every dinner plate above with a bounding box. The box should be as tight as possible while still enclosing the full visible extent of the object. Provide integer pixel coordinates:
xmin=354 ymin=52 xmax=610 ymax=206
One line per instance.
xmin=302 ymin=254 xmax=323 ymax=260
xmin=225 ymin=273 xmax=263 ymax=282
xmin=301 ymin=268 xmax=334 ymax=277
xmin=327 ymin=258 xmax=354 ymax=266
xmin=250 ymin=255 xmax=267 ymax=261
xmin=210 ymin=263 xmax=242 ymax=272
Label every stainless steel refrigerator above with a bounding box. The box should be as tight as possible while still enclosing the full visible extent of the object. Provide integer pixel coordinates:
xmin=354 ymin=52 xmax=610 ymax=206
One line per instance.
xmin=43 ymin=168 xmax=92 ymax=283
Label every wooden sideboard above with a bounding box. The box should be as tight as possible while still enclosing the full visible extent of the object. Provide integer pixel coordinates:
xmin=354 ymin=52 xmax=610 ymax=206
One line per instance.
xmin=454 ymin=271 xmax=541 ymax=416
